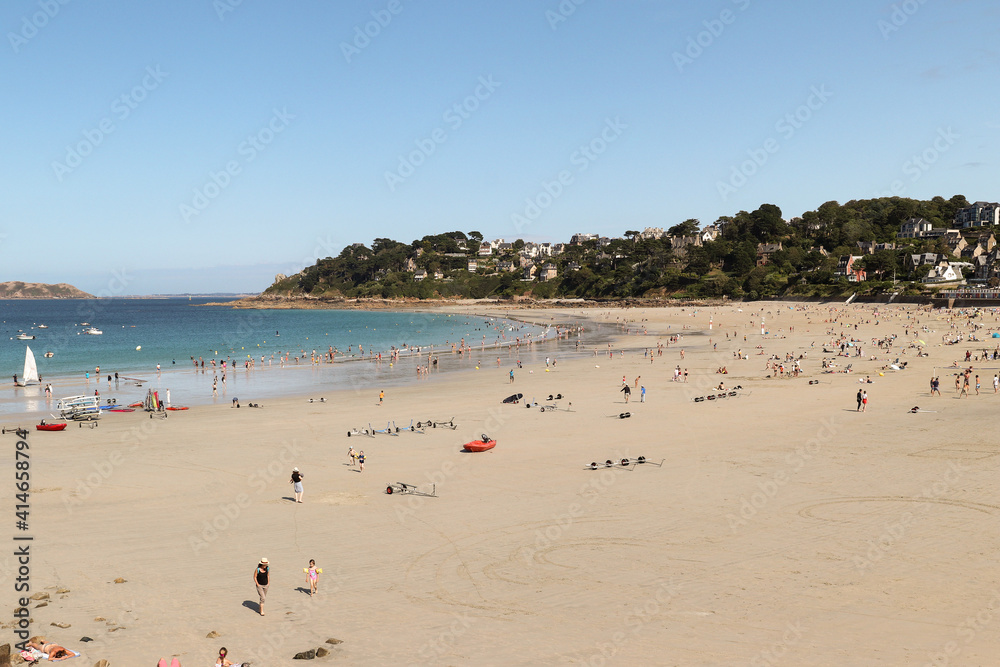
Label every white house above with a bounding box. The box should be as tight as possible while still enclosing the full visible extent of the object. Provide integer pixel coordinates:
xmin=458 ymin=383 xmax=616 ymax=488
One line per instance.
xmin=922 ymin=263 xmax=966 ymax=284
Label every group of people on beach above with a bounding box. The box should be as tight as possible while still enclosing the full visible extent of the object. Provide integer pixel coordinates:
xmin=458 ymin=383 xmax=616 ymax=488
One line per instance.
xmin=253 ymin=556 xmax=323 ymax=615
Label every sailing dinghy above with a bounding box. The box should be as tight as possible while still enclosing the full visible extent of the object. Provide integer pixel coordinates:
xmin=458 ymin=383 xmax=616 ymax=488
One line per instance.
xmin=15 ymin=346 xmax=39 ymax=386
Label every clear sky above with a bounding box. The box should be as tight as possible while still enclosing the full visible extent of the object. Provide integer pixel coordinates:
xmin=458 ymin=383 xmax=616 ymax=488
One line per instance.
xmin=2 ymin=0 xmax=997 ymax=294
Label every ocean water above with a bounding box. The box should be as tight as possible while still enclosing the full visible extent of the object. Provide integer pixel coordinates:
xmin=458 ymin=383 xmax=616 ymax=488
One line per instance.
xmin=0 ymin=299 xmax=576 ymax=419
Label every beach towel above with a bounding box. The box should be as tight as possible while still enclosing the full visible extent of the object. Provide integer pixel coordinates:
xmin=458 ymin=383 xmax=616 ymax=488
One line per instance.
xmin=20 ymin=647 xmax=80 ymax=661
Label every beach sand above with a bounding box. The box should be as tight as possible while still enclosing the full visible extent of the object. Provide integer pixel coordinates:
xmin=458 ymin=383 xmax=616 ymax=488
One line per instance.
xmin=11 ymin=302 xmax=1000 ymax=665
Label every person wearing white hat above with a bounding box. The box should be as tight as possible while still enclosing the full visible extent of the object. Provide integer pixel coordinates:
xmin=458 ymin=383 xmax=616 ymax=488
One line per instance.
xmin=290 ymin=467 xmax=304 ymax=503
xmin=253 ymin=558 xmax=269 ymax=616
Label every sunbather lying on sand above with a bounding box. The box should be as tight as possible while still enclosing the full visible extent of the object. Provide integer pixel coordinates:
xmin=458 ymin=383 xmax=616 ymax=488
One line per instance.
xmin=26 ymin=637 xmax=74 ymax=660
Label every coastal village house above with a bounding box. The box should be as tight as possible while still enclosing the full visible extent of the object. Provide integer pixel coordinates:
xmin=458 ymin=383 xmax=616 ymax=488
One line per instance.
xmin=836 ymin=255 xmax=867 ymax=282
xmin=922 ymin=262 xmax=966 ymax=284
xmin=413 ymin=269 xmax=427 ymax=281
xmin=856 ymin=241 xmax=896 ymax=254
xmin=756 ymin=243 xmax=782 ymax=266
xmin=944 ymin=231 xmax=967 ymax=256
xmin=898 ymin=217 xmax=933 ymax=239
xmin=956 ymin=201 xmax=1000 ymax=228
xmin=908 ymin=253 xmax=945 ymax=272
xmin=538 ymin=263 xmax=558 ymax=281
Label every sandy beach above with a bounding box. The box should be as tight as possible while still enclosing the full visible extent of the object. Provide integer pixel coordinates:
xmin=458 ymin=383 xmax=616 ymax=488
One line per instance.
xmin=8 ymin=301 xmax=1000 ymax=665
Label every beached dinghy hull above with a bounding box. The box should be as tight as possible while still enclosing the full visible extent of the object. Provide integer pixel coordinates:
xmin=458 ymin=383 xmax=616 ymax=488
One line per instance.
xmin=463 ymin=439 xmax=496 ymax=452
xmin=36 ymin=423 xmax=67 ymax=431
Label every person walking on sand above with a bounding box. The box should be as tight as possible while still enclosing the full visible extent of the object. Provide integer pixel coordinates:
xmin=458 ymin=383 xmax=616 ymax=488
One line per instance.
xmin=620 ymin=384 xmax=631 ymax=403
xmin=856 ymin=389 xmax=863 ymax=411
xmin=640 ymin=385 xmax=645 ymax=403
xmin=305 ymin=559 xmax=320 ymax=597
xmin=348 ymin=446 xmax=357 ymax=467
xmin=290 ymin=467 xmax=304 ymax=503
xmin=378 ymin=389 xmax=384 ymax=406
xmin=861 ymin=390 xmax=868 ymax=412
xmin=253 ymin=558 xmax=269 ymax=616
xmin=509 ymin=369 xmax=514 ymax=384
xmin=358 ymin=450 xmax=365 ymax=472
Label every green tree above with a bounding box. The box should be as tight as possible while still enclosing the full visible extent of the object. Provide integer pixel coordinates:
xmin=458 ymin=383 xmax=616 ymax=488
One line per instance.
xmin=668 ymin=219 xmax=700 ymax=237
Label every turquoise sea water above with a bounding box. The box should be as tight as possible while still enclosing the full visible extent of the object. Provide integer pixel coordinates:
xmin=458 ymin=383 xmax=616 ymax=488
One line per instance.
xmin=0 ymin=299 xmax=578 ymax=419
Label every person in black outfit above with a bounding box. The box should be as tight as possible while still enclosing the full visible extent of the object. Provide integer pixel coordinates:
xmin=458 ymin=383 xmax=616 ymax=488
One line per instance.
xmin=253 ymin=558 xmax=269 ymax=616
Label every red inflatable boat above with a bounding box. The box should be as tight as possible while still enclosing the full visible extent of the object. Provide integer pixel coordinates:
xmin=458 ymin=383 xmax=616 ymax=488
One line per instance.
xmin=36 ymin=423 xmax=67 ymax=431
xmin=463 ymin=438 xmax=496 ymax=452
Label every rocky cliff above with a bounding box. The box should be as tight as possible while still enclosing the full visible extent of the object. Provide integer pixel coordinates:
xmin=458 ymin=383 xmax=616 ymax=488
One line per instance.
xmin=0 ymin=281 xmax=94 ymax=298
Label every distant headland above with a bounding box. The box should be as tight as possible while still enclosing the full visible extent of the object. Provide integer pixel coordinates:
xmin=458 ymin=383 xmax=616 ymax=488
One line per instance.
xmin=0 ymin=282 xmax=94 ymax=298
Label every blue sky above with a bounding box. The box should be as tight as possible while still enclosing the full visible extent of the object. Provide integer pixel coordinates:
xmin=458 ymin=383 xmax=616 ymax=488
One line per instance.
xmin=1 ymin=0 xmax=997 ymax=294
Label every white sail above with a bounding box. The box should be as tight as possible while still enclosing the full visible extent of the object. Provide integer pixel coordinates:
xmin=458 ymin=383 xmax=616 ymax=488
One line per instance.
xmin=22 ymin=346 xmax=38 ymax=385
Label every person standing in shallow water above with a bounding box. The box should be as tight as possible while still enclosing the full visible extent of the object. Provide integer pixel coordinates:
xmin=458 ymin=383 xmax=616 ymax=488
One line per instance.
xmin=290 ymin=467 xmax=303 ymax=503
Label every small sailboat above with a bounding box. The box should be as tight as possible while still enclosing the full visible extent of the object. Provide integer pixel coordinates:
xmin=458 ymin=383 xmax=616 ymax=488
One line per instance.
xmin=15 ymin=346 xmax=39 ymax=386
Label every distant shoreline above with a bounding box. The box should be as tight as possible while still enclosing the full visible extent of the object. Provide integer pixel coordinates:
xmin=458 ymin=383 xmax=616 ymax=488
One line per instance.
xmin=200 ymin=295 xmax=728 ymax=310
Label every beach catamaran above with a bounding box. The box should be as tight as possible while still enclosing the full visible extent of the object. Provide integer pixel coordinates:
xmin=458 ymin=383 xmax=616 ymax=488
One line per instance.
xmin=56 ymin=395 xmax=101 ymax=421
